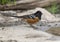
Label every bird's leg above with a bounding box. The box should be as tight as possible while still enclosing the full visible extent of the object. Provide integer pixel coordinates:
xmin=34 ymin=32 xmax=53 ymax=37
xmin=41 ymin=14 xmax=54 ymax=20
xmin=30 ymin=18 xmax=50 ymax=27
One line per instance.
xmin=29 ymin=24 xmax=38 ymax=29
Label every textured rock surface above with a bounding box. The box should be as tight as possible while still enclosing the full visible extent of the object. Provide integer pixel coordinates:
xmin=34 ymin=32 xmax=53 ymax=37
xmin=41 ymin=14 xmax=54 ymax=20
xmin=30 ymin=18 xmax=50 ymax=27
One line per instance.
xmin=0 ymin=8 xmax=60 ymax=26
xmin=0 ymin=8 xmax=60 ymax=42
xmin=0 ymin=24 xmax=60 ymax=42
xmin=46 ymin=27 xmax=60 ymax=36
xmin=0 ymin=25 xmax=53 ymax=42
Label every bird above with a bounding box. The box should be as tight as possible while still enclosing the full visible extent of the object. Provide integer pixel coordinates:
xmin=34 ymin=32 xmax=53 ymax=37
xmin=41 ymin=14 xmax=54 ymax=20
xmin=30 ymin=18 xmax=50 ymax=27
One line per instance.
xmin=11 ymin=11 xmax=42 ymax=28
xmin=0 ymin=11 xmax=42 ymax=29
xmin=24 ymin=11 xmax=42 ymax=25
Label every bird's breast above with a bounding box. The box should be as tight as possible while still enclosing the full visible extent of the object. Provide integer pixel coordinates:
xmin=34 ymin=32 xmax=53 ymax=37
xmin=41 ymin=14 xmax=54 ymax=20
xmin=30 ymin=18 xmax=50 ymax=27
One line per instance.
xmin=25 ymin=17 xmax=39 ymax=24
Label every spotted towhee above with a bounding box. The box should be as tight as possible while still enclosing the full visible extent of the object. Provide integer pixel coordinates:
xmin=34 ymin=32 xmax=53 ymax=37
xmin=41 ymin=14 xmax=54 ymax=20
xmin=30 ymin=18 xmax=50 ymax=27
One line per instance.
xmin=11 ymin=11 xmax=42 ymax=27
xmin=1 ymin=11 xmax=42 ymax=28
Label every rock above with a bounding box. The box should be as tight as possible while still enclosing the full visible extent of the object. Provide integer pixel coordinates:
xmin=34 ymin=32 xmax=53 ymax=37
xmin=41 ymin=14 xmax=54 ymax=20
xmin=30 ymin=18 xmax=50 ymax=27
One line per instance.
xmin=0 ymin=25 xmax=53 ymax=41
xmin=46 ymin=27 xmax=60 ymax=36
xmin=16 ymin=7 xmax=60 ymax=22
xmin=0 ymin=11 xmax=17 ymax=16
xmin=0 ymin=14 xmax=19 ymax=26
xmin=34 ymin=8 xmax=60 ymax=22
xmin=0 ymin=8 xmax=60 ymax=26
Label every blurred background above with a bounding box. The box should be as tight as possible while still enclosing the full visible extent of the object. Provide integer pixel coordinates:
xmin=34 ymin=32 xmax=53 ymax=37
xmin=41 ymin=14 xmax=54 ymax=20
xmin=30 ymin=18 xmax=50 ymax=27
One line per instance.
xmin=0 ymin=0 xmax=60 ymax=14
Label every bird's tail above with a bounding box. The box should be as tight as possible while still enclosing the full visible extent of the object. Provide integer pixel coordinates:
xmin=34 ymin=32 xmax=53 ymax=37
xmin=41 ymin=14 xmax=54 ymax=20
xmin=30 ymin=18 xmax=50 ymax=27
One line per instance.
xmin=10 ymin=16 xmax=26 ymax=18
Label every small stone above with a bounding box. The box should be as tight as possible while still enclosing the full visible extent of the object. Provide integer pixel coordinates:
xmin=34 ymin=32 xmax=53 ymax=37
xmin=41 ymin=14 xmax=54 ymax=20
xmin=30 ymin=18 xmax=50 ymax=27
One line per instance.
xmin=40 ymin=25 xmax=42 ymax=26
xmin=2 ymin=28 xmax=4 ymax=30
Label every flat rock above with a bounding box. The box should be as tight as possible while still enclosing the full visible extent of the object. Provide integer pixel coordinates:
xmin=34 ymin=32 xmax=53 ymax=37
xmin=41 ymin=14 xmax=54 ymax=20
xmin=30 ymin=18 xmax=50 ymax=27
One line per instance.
xmin=46 ymin=27 xmax=60 ymax=36
xmin=0 ymin=25 xmax=53 ymax=42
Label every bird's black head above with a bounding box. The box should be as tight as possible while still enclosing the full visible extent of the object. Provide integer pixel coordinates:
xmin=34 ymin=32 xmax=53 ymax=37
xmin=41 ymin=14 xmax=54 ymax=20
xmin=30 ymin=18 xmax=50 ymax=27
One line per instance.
xmin=34 ymin=11 xmax=42 ymax=19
